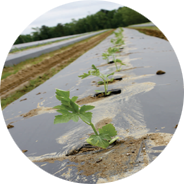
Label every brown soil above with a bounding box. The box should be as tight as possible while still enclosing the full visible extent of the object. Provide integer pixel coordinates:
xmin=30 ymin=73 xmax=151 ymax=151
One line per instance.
xmin=96 ymin=63 xmax=109 ymax=67
xmin=95 ymin=118 xmax=112 ymax=130
xmin=33 ymin=132 xmax=171 ymax=180
xmin=122 ymin=67 xmax=138 ymax=71
xmin=130 ymin=28 xmax=168 ymax=41
xmin=20 ymin=107 xmax=55 ymax=118
xmin=76 ymin=95 xmax=105 ymax=105
xmin=20 ymin=98 xmax=27 ymax=101
xmin=7 ymin=124 xmax=14 ymax=129
xmin=32 ymin=133 xmax=172 ymax=183
xmin=156 ymin=70 xmax=165 ymax=75
xmin=22 ymin=150 xmax=28 ymax=153
xmin=0 ymin=30 xmax=114 ymax=99
xmin=175 ymin=124 xmax=178 ymax=129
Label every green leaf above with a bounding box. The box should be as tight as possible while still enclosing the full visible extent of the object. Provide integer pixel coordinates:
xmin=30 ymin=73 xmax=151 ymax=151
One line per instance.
xmin=61 ymin=104 xmax=74 ymax=112
xmin=106 ymin=91 xmax=111 ymax=95
xmin=91 ymin=64 xmax=98 ymax=70
xmin=97 ymin=81 xmax=104 ymax=85
xmin=53 ymin=105 xmax=61 ymax=109
xmin=102 ymin=53 xmax=109 ymax=60
xmin=79 ymin=112 xmax=92 ymax=123
xmin=54 ymin=114 xmax=72 ymax=124
xmin=56 ymin=109 xmax=71 ymax=115
xmin=71 ymin=114 xmax=79 ymax=122
xmin=55 ymin=95 xmax=63 ymax=101
xmin=107 ymin=72 xmax=114 ymax=77
xmin=71 ymin=96 xmax=78 ymax=102
xmin=98 ymin=124 xmax=117 ymax=137
xmin=108 ymin=47 xmax=119 ymax=55
xmin=54 ymin=89 xmax=95 ymax=125
xmin=78 ymin=72 xmax=90 ymax=79
xmin=99 ymin=133 xmax=111 ymax=141
xmin=70 ymin=100 xmax=79 ymax=113
xmin=95 ymin=90 xmax=103 ymax=93
xmin=86 ymin=134 xmax=109 ymax=149
xmin=116 ymin=59 xmax=125 ymax=65
xmin=56 ymin=89 xmax=70 ymax=98
xmin=58 ymin=97 xmax=70 ymax=106
xmin=90 ymin=65 xmax=100 ymax=77
xmin=54 ymin=105 xmax=70 ymax=111
xmin=80 ymin=105 xmax=95 ymax=113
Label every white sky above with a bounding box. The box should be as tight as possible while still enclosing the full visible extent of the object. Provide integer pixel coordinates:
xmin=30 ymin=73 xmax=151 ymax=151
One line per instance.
xmin=22 ymin=0 xmax=122 ymax=35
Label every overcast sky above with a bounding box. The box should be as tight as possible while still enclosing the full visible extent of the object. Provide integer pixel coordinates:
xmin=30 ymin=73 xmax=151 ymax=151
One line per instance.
xmin=22 ymin=0 xmax=122 ymax=35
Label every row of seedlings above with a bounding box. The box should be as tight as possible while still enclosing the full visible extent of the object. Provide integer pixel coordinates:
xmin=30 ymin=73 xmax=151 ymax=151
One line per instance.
xmin=53 ymin=28 xmax=125 ymax=150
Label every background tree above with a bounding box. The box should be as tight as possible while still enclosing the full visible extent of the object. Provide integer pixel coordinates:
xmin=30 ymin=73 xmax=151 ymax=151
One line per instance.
xmin=13 ymin=7 xmax=149 ymax=45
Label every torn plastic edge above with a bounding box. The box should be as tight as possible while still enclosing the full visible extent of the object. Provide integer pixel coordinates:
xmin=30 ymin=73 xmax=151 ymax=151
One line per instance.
xmin=66 ymin=141 xmax=119 ymax=156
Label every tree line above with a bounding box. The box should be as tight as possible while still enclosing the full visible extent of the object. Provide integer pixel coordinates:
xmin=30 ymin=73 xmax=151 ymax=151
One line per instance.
xmin=14 ymin=7 xmax=149 ymax=45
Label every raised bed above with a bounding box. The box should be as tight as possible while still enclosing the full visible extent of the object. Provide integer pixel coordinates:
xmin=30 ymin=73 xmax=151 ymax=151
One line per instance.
xmin=2 ymin=28 xmax=183 ymax=183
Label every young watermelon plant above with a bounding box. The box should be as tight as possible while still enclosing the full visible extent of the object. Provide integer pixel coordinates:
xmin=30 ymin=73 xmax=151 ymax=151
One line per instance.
xmin=114 ymin=58 xmax=125 ymax=72
xmin=102 ymin=47 xmax=119 ymax=64
xmin=111 ymin=38 xmax=124 ymax=48
xmin=102 ymin=52 xmax=110 ymax=63
xmin=79 ymin=65 xmax=114 ymax=96
xmin=53 ymin=89 xmax=119 ymax=149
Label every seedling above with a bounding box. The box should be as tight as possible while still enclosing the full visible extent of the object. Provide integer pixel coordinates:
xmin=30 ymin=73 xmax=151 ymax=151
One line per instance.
xmin=114 ymin=31 xmax=122 ymax=39
xmin=102 ymin=52 xmax=110 ymax=63
xmin=114 ymin=58 xmax=125 ymax=71
xmin=79 ymin=64 xmax=114 ymax=96
xmin=107 ymin=47 xmax=119 ymax=63
xmin=111 ymin=38 xmax=124 ymax=49
xmin=53 ymin=89 xmax=119 ymax=149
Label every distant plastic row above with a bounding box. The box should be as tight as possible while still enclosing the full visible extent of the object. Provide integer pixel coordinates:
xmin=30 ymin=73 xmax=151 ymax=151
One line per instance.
xmin=5 ymin=30 xmax=107 ymax=66
xmin=10 ymin=32 xmax=91 ymax=51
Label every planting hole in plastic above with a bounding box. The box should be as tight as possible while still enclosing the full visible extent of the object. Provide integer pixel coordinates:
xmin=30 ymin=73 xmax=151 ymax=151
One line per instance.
xmin=94 ymin=89 xmax=121 ymax=97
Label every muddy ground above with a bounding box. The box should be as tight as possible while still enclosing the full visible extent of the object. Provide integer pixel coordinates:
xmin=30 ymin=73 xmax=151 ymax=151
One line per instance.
xmin=31 ymin=130 xmax=172 ymax=183
xmin=0 ymin=30 xmax=113 ymax=99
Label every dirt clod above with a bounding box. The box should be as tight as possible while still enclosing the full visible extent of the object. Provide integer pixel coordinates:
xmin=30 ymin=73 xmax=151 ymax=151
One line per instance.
xmin=96 ymin=158 xmax=103 ymax=163
xmin=175 ymin=124 xmax=178 ymax=129
xmin=22 ymin=150 xmax=28 ymax=153
xmin=156 ymin=70 xmax=165 ymax=75
xmin=7 ymin=124 xmax=14 ymax=129
xmin=20 ymin=98 xmax=27 ymax=101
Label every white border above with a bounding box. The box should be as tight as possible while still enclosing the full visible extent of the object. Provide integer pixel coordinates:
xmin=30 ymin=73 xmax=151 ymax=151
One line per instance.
xmin=0 ymin=1 xmax=183 ymax=184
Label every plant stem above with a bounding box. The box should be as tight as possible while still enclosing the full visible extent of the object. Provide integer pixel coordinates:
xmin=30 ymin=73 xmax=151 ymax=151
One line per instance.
xmin=101 ymin=77 xmax=107 ymax=95
xmin=82 ymin=119 xmax=90 ymax=125
xmin=90 ymin=122 xmax=99 ymax=135
xmin=113 ymin=55 xmax=118 ymax=70
xmin=109 ymin=136 xmax=119 ymax=144
xmin=82 ymin=119 xmax=98 ymax=136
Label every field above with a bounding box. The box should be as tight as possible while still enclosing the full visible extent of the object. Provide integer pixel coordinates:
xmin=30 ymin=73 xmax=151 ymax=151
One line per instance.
xmin=1 ymin=30 xmax=113 ymax=109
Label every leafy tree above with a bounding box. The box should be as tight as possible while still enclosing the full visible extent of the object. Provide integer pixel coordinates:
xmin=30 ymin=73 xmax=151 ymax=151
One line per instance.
xmin=13 ymin=7 xmax=149 ymax=45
